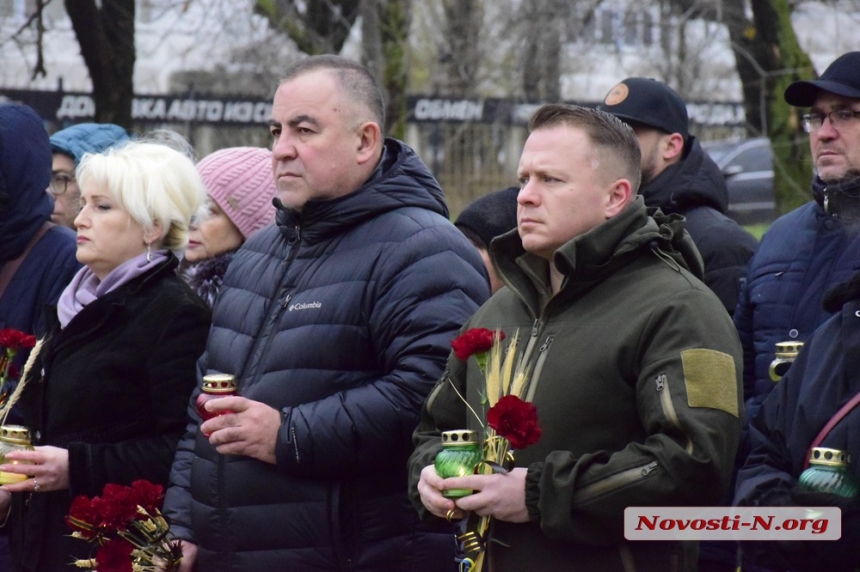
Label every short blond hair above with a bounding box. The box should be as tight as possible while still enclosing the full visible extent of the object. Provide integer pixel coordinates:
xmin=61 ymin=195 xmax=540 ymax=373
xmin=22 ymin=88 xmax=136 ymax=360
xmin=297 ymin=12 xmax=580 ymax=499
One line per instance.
xmin=76 ymin=136 xmax=206 ymax=251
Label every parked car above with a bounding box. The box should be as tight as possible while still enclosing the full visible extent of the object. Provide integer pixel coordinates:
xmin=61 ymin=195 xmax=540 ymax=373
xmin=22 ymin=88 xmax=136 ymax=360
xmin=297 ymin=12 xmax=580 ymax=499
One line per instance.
xmin=702 ymin=137 xmax=775 ymax=225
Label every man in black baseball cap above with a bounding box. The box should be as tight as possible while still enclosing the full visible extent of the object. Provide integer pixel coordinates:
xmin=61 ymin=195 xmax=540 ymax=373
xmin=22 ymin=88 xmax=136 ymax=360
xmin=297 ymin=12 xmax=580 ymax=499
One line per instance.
xmin=783 ymin=51 xmax=860 ymax=206
xmin=733 ymin=50 xmax=860 ymax=572
xmin=598 ymin=77 xmax=690 ymax=144
xmin=784 ymin=50 xmax=860 ymax=106
xmin=598 ymin=77 xmax=757 ymax=315
xmin=735 ymin=49 xmax=860 ymax=468
xmin=738 ymin=51 xmax=860 ymax=417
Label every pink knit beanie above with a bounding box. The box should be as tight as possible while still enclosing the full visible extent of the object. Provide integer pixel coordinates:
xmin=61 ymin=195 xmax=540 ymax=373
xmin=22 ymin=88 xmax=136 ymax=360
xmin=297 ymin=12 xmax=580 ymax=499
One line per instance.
xmin=197 ymin=147 xmax=277 ymax=239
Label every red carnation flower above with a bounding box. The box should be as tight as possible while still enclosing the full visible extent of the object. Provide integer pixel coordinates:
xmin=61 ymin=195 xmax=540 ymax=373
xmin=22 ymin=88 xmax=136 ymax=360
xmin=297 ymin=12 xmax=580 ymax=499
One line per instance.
xmin=93 ymin=484 xmax=139 ymax=530
xmin=451 ymin=328 xmax=505 ymax=361
xmin=0 ymin=329 xmax=36 ymax=350
xmin=66 ymin=495 xmax=100 ymax=540
xmin=487 ymin=395 xmax=542 ymax=450
xmin=95 ymin=538 xmax=134 ymax=572
xmin=130 ymin=479 xmax=164 ymax=515
xmin=66 ymin=479 xmax=181 ymax=572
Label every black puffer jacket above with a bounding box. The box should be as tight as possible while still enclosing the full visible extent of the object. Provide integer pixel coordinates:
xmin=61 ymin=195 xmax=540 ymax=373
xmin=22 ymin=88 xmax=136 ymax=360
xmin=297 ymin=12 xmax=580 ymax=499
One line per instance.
xmin=163 ymin=139 xmax=489 ymax=571
xmin=639 ymin=137 xmax=758 ymax=313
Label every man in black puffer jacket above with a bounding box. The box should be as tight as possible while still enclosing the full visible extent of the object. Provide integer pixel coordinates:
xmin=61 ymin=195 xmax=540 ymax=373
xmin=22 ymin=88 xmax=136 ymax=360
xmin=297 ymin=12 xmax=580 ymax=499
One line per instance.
xmin=162 ymin=55 xmax=490 ymax=571
xmin=599 ymin=78 xmax=758 ymax=314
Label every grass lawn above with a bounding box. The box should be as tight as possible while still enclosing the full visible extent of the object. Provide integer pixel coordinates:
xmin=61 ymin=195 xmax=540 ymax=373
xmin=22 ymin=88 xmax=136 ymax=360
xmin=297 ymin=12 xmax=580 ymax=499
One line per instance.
xmin=744 ymin=223 xmax=770 ymax=241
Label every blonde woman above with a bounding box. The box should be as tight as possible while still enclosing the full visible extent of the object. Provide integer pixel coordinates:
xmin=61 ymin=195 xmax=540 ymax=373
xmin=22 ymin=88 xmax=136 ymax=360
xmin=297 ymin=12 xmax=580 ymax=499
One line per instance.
xmin=0 ymin=137 xmax=211 ymax=571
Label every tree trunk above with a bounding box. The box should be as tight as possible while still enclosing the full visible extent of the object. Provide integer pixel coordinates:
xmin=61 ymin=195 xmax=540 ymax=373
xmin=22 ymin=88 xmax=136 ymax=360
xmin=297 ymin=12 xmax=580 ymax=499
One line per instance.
xmin=748 ymin=0 xmax=814 ymax=213
xmin=671 ymin=0 xmax=814 ymax=215
xmin=361 ymin=0 xmax=383 ymax=81
xmin=254 ymin=0 xmax=360 ymax=55
xmin=522 ymin=0 xmax=561 ymax=101
xmin=720 ymin=0 xmax=766 ymax=136
xmin=380 ymin=0 xmax=410 ymax=139
xmin=441 ymin=0 xmax=482 ymax=96
xmin=65 ymin=0 xmax=135 ymax=129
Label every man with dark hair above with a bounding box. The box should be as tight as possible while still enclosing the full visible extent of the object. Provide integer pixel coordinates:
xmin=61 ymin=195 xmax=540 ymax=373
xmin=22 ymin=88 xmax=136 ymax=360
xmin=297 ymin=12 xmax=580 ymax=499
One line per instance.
xmin=599 ymin=77 xmax=758 ymax=314
xmin=162 ymin=55 xmax=489 ymax=571
xmin=409 ymin=104 xmax=743 ymax=571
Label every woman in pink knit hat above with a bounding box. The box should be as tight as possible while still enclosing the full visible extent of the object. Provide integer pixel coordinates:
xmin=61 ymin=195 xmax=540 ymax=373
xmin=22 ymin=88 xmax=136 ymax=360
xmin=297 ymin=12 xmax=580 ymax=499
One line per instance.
xmin=182 ymin=146 xmax=277 ymax=306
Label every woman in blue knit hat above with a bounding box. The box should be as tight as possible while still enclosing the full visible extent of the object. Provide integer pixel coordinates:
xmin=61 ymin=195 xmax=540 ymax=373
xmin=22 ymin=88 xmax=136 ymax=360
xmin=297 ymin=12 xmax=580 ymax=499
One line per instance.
xmin=48 ymin=123 xmax=129 ymax=228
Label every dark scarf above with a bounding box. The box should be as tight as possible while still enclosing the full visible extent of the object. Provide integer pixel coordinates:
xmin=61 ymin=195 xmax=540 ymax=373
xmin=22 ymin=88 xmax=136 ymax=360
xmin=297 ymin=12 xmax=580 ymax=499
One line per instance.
xmin=182 ymin=251 xmax=234 ymax=308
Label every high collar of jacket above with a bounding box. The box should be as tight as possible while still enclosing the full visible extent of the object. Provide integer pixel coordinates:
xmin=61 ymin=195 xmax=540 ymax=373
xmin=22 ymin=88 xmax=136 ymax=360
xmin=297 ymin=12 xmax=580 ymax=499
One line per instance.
xmin=638 ymin=136 xmax=729 ymax=215
xmin=813 ymin=174 xmax=860 ymax=222
xmin=273 ymin=138 xmax=448 ymax=244
xmin=491 ymin=196 xmax=703 ymax=303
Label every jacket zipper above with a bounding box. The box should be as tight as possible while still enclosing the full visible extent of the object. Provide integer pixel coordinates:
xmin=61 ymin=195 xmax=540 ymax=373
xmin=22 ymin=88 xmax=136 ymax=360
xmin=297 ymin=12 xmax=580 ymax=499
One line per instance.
xmin=278 ymin=227 xmax=301 ymax=308
xmin=217 ymin=226 xmax=302 ymax=519
xmin=290 ymin=424 xmax=300 ymax=464
xmin=655 ymin=373 xmax=693 ymax=454
xmin=524 ymin=336 xmax=553 ymax=402
xmin=573 ymin=461 xmax=659 ymax=504
xmin=520 ymin=318 xmax=542 ymax=361
xmin=246 ymin=228 xmax=302 ymax=379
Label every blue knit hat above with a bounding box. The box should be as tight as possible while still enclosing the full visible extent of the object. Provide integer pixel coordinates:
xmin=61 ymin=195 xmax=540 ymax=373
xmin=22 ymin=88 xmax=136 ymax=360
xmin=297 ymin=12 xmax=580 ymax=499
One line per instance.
xmin=50 ymin=123 xmax=130 ymax=165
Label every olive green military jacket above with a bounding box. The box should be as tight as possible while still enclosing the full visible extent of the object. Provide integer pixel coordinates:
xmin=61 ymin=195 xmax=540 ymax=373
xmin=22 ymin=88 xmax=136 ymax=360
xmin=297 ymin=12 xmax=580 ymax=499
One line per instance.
xmin=409 ymin=197 xmax=743 ymax=572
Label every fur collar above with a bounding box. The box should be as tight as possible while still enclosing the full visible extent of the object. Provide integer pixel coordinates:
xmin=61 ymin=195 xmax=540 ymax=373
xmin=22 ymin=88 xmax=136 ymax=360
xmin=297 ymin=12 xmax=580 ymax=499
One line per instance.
xmin=182 ymin=251 xmax=234 ymax=308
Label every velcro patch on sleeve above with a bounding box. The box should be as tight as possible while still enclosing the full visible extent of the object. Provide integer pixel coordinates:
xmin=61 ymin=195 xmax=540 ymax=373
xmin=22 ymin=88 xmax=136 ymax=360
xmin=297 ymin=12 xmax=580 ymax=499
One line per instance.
xmin=681 ymin=348 xmax=738 ymax=418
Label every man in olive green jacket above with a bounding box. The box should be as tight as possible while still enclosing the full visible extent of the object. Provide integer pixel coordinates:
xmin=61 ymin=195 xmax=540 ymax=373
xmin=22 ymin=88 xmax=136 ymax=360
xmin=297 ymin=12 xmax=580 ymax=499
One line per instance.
xmin=409 ymin=104 xmax=743 ymax=572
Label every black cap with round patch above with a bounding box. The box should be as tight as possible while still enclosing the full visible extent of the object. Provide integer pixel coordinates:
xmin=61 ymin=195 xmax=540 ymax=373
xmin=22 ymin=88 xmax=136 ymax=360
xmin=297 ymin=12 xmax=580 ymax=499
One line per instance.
xmin=597 ymin=77 xmax=689 ymax=139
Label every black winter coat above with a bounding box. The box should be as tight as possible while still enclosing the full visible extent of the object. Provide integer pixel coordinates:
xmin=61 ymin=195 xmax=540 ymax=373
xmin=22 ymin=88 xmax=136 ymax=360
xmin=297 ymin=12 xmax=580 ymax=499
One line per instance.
xmin=163 ymin=139 xmax=489 ymax=571
xmin=7 ymin=256 xmax=211 ymax=572
xmin=639 ymin=137 xmax=758 ymax=313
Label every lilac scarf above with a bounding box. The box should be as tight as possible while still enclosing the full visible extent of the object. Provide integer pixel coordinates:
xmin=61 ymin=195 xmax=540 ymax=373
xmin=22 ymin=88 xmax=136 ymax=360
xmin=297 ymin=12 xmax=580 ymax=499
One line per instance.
xmin=57 ymin=250 xmax=169 ymax=329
